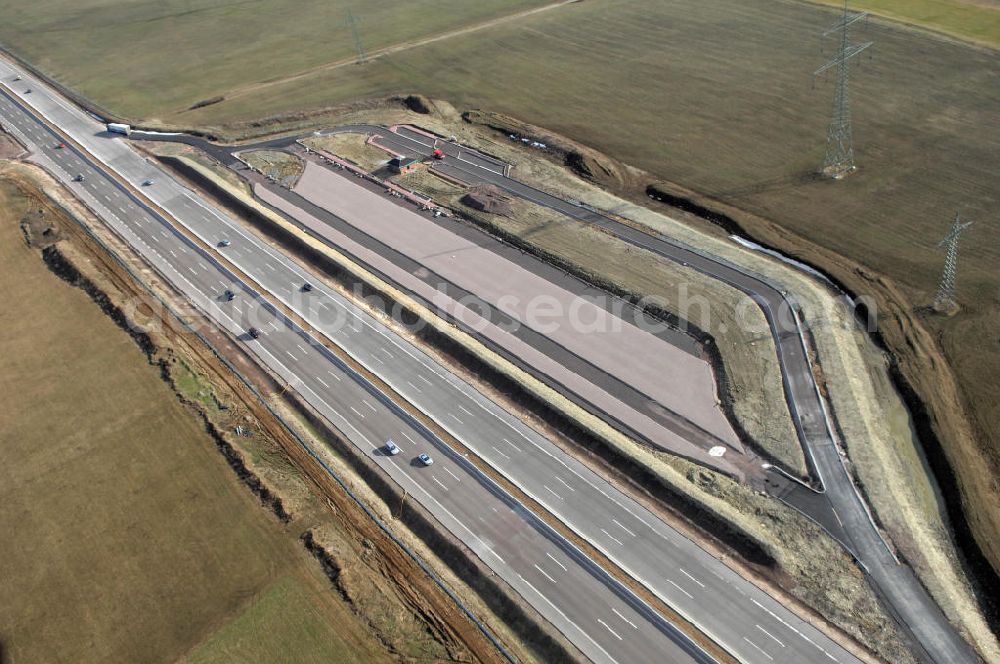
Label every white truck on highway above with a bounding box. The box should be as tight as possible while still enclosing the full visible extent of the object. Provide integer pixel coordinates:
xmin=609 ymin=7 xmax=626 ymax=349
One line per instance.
xmin=106 ymin=122 xmax=131 ymax=136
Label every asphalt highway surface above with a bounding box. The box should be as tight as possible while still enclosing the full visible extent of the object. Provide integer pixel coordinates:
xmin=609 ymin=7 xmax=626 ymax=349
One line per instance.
xmin=0 ymin=78 xmax=859 ymax=664
xmin=353 ymin=125 xmax=982 ymax=664
xmin=256 ymin=156 xmax=753 ymax=476
xmin=0 ymin=66 xmax=864 ymax=664
xmin=0 ymin=79 xmax=714 ymax=664
xmin=0 ymin=59 xmax=964 ymax=663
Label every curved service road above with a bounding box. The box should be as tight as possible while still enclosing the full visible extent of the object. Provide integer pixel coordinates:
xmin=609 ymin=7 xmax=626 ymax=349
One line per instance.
xmin=0 ymin=59 xmax=977 ymax=663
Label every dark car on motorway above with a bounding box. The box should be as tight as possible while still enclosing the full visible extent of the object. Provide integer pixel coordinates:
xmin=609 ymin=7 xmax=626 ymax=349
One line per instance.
xmin=223 ymin=289 xmax=235 ymax=301
xmin=248 ymin=327 xmax=261 ymax=339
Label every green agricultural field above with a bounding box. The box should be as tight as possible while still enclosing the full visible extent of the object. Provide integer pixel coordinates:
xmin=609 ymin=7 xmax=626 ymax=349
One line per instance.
xmin=0 ymin=0 xmax=553 ymax=119
xmin=184 ymin=574 xmax=378 ymax=664
xmin=807 ymin=0 xmax=1000 ymax=48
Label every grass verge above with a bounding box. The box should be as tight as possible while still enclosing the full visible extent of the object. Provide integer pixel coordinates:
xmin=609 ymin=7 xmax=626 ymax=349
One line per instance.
xmin=303 ymin=134 xmax=390 ymax=171
xmin=239 ymin=149 xmax=304 ymax=186
xmin=148 ymin=142 xmax=914 ymax=663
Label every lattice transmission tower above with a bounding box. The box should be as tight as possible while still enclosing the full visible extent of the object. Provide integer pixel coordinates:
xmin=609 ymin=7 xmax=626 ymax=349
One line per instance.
xmin=814 ymin=1 xmax=872 ymax=179
xmin=933 ymin=212 xmax=973 ymax=312
xmin=347 ymin=9 xmax=367 ymax=64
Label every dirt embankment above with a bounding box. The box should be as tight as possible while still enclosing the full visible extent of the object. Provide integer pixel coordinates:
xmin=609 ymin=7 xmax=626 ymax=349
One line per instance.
xmin=643 ymin=178 xmax=1000 ymax=623
xmin=462 ymin=109 xmax=1000 ymax=624
xmin=463 ymin=109 xmax=636 ymax=192
xmin=0 ymin=131 xmax=25 ymax=159
xmin=154 ymin=148 xmax=914 ymax=663
xmin=8 ymin=170 xmax=526 ymax=664
xmin=238 ymin=149 xmax=304 ymax=186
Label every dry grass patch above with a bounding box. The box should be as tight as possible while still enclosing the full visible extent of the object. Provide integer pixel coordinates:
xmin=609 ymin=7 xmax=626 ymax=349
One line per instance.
xmin=0 ymin=131 xmax=24 ymax=158
xmin=183 ymin=573 xmax=387 ymax=664
xmin=302 ymin=133 xmax=390 ymax=171
xmin=239 ymin=149 xmax=304 ymax=185
xmin=392 ymin=166 xmax=465 ymax=200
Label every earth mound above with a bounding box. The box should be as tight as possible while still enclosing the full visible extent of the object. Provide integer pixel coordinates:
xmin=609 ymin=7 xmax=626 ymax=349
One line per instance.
xmin=403 ymin=94 xmax=432 ymax=114
xmin=462 ymin=109 xmax=632 ymax=189
xmin=461 ymin=183 xmax=513 ymax=217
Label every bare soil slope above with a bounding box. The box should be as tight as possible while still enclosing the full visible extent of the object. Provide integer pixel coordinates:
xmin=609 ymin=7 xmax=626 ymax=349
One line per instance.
xmin=158 ymin=0 xmax=1000 ymax=597
xmin=0 ymin=179 xmax=391 ymax=664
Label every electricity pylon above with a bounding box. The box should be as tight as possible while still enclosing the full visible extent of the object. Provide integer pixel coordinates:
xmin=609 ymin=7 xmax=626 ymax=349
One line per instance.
xmin=814 ymin=1 xmax=872 ymax=179
xmin=933 ymin=212 xmax=973 ymax=312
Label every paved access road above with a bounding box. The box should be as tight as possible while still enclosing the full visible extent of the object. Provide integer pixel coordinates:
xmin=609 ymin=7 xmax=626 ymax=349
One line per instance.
xmin=0 ymin=63 xmax=865 ymax=664
xmin=0 ymin=81 xmax=714 ymax=664
xmin=362 ymin=125 xmax=980 ymax=664
xmin=263 ymin=156 xmax=754 ymax=476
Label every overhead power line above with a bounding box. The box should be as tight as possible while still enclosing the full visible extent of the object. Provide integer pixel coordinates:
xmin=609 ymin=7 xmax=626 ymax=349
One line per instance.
xmin=933 ymin=212 xmax=973 ymax=312
xmin=814 ymin=0 xmax=873 ymax=179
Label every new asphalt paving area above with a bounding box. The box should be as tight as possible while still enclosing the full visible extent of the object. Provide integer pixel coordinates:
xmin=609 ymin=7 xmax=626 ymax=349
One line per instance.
xmin=265 ymin=156 xmax=758 ymax=481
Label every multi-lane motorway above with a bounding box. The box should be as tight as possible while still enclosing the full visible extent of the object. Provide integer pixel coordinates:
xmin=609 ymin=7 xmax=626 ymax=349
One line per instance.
xmin=330 ymin=124 xmax=981 ymax=664
xmin=0 ymin=70 xmax=860 ymax=664
xmin=191 ymin=119 xmax=978 ymax=664
xmin=0 ymin=80 xmax=710 ymax=664
xmin=0 ymin=57 xmax=974 ymax=664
